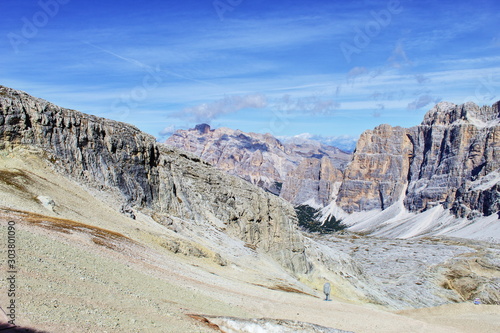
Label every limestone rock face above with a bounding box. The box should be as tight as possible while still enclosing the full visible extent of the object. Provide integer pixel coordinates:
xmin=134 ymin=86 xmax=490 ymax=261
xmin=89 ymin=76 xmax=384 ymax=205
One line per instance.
xmin=167 ymin=125 xmax=290 ymax=194
xmin=336 ymin=124 xmax=413 ymax=213
xmin=281 ymin=156 xmax=343 ymax=207
xmin=404 ymin=101 xmax=500 ymax=218
xmin=166 ymin=124 xmax=350 ymax=205
xmin=336 ymin=101 xmax=500 ymax=218
xmin=0 ymin=86 xmax=308 ymax=273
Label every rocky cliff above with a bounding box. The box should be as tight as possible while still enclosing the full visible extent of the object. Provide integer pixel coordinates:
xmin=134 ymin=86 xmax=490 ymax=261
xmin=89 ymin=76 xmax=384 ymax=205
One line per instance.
xmin=335 ymin=124 xmax=413 ymax=212
xmin=336 ymin=101 xmax=500 ymax=219
xmin=0 ymin=86 xmax=308 ymax=273
xmin=166 ymin=124 xmax=351 ymax=206
xmin=280 ymin=156 xmax=343 ymax=207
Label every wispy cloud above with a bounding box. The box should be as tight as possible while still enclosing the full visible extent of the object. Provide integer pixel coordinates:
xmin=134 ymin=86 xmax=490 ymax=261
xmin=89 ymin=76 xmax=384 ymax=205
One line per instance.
xmin=271 ymin=94 xmax=340 ymax=115
xmin=158 ymin=124 xmax=176 ymax=138
xmin=407 ymin=94 xmax=441 ymax=110
xmin=178 ymin=94 xmax=268 ymax=122
xmin=439 ymin=56 xmax=500 ymax=66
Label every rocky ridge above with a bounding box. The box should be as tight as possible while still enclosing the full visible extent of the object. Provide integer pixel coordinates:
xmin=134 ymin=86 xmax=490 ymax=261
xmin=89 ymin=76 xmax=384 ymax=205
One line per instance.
xmin=166 ymin=124 xmax=351 ymax=207
xmin=336 ymin=101 xmax=500 ymax=220
xmin=0 ymin=86 xmax=307 ymax=274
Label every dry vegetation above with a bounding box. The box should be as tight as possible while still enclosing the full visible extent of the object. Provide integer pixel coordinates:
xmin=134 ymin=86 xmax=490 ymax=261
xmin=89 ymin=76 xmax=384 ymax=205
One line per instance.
xmin=252 ymin=283 xmax=318 ymax=297
xmin=0 ymin=207 xmax=134 ymax=251
xmin=0 ymin=169 xmax=33 ymax=193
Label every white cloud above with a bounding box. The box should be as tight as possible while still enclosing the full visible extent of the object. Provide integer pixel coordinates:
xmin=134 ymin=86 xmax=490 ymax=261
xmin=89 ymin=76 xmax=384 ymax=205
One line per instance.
xmin=158 ymin=125 xmax=176 ymax=138
xmin=179 ymin=94 xmax=268 ymax=122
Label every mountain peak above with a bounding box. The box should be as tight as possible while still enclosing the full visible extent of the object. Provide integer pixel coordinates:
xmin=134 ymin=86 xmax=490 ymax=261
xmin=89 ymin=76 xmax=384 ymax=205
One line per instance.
xmin=194 ymin=123 xmax=212 ymax=134
xmin=422 ymin=100 xmax=500 ymax=127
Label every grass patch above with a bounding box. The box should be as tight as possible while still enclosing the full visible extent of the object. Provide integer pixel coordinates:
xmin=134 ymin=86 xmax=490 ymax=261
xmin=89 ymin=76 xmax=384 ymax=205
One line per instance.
xmin=252 ymin=283 xmax=316 ymax=297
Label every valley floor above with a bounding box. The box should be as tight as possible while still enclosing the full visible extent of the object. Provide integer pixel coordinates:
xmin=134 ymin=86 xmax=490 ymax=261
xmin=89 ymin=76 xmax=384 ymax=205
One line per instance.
xmin=0 ymin=212 xmax=498 ymax=333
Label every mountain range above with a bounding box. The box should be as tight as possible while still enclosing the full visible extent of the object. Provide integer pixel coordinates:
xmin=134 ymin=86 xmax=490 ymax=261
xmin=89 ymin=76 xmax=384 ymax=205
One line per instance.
xmin=167 ymin=101 xmax=500 ymax=242
xmin=0 ymin=85 xmax=499 ymax=332
xmin=166 ymin=124 xmax=351 ymax=207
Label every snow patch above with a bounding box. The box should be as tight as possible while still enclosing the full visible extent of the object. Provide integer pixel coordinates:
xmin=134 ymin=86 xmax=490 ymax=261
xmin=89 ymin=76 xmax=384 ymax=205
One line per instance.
xmin=338 ymin=204 xmax=499 ymax=243
xmin=37 ymin=195 xmax=56 ymax=212
xmin=301 ymin=198 xmax=323 ymax=210
xmin=470 ymin=170 xmax=500 ymax=191
xmin=319 ymin=178 xmax=499 ymax=243
xmin=465 ymin=113 xmax=500 ymax=128
xmin=206 ymin=317 xmax=353 ymax=333
xmin=318 ymin=201 xmax=349 ymax=224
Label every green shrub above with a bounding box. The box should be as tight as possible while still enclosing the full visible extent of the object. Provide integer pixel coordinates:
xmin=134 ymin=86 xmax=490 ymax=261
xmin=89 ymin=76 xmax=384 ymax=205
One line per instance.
xmin=295 ymin=204 xmax=347 ymax=234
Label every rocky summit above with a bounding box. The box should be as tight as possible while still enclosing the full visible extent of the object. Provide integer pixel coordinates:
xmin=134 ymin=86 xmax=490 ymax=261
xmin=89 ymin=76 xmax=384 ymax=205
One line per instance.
xmin=336 ymin=101 xmax=500 ymax=219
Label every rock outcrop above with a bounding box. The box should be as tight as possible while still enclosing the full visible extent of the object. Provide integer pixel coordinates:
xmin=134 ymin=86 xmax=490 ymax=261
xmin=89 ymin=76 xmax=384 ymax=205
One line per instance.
xmin=336 ymin=101 xmax=500 ymax=219
xmin=336 ymin=124 xmax=413 ymax=212
xmin=281 ymin=156 xmax=343 ymax=207
xmin=166 ymin=124 xmax=351 ymax=206
xmin=0 ymin=86 xmax=308 ymax=273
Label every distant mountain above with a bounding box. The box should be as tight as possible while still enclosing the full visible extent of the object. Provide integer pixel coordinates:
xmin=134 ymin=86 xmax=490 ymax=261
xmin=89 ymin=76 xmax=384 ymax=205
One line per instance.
xmin=281 ymin=133 xmax=358 ymax=153
xmin=165 ymin=124 xmax=352 ymax=207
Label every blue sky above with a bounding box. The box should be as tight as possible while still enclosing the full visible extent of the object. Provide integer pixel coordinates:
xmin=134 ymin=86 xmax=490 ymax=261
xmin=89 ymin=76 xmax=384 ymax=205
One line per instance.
xmin=1 ymin=0 xmax=499 ymax=150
